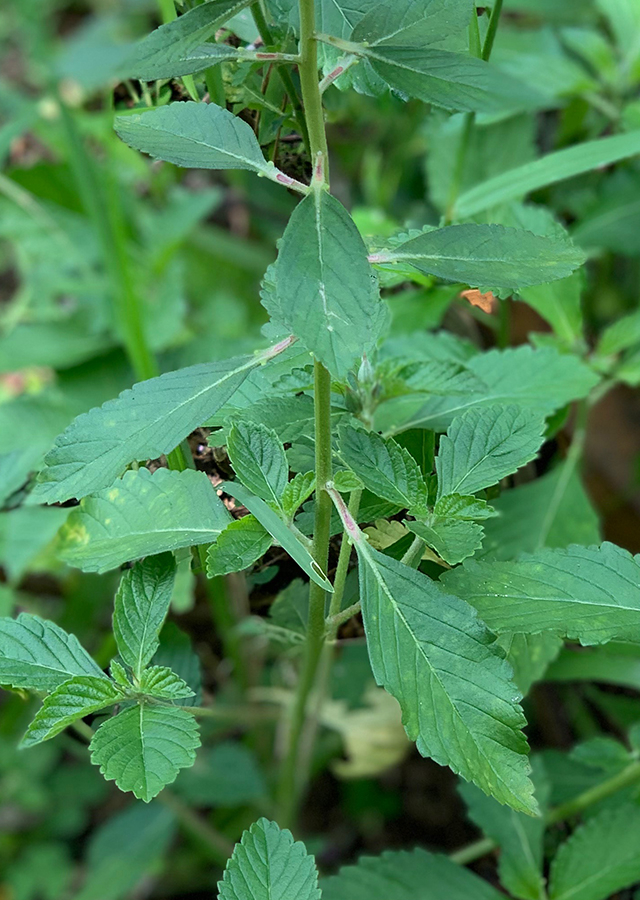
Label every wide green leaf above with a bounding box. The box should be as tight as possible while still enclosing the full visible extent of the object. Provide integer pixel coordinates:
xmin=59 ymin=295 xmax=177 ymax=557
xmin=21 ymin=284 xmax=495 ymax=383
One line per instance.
xmin=207 ymin=515 xmax=273 ymax=577
xmin=498 ymin=632 xmax=563 ymax=696
xmin=322 ymin=847 xmax=504 ymax=900
xmin=228 ymin=421 xmax=288 ymax=506
xmin=218 ymin=818 xmax=320 ymax=900
xmin=32 ymin=354 xmax=256 ymax=503
xmin=373 ymin=224 xmax=585 ymax=292
xmin=519 ymin=272 xmax=584 ymax=345
xmin=436 ymin=405 xmax=546 ymax=499
xmin=113 ymin=554 xmax=177 ymax=679
xmin=549 ymin=805 xmax=640 ymax=900
xmin=375 ymin=344 xmax=599 ymax=434
xmin=116 ymin=102 xmax=278 ymax=176
xmin=351 ymin=0 xmax=473 ymax=47
xmin=58 ymin=468 xmax=231 ymax=573
xmin=176 ymin=741 xmax=267 ymax=807
xmin=443 ymin=542 xmax=640 ymax=645
xmin=90 ymin=704 xmax=200 ymax=802
xmin=269 ymin=190 xmax=386 ymax=379
xmin=459 ymin=779 xmax=547 ymax=900
xmin=0 ymin=614 xmax=106 ymax=691
xmin=122 ymin=0 xmax=253 ymax=79
xmin=362 ymin=46 xmax=543 ymax=114
xmin=338 ymin=425 xmax=428 ymax=511
xmin=455 ymin=130 xmax=640 ymax=218
xmin=21 ymin=676 xmax=124 ymax=749
xmin=220 ymin=481 xmax=333 ymax=591
xmin=340 ymin=513 xmax=535 ymax=812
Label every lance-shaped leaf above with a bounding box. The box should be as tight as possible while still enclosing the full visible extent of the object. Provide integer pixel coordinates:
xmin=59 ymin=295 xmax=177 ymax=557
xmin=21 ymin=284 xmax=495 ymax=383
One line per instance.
xmin=32 ymin=354 xmax=256 ymax=504
xmin=218 ymin=818 xmax=321 ymax=900
xmin=549 ymin=804 xmax=640 ymax=900
xmin=270 ymin=190 xmax=386 ymax=379
xmin=323 ymin=847 xmax=504 ymax=900
xmin=228 ymin=421 xmax=289 ymax=507
xmin=207 ymin=515 xmax=273 ymax=577
xmin=443 ymin=542 xmax=640 ymax=645
xmin=21 ymin=676 xmax=124 ymax=749
xmin=116 ymin=102 xmax=279 ymax=177
xmin=436 ymin=405 xmax=546 ymax=500
xmin=373 ymin=224 xmax=585 ymax=293
xmin=352 ymin=0 xmax=473 ymax=48
xmin=122 ymin=0 xmax=253 ymax=80
xmin=113 ymin=553 xmax=176 ymax=679
xmin=338 ymin=425 xmax=428 ymax=511
xmin=138 ymin=666 xmax=195 ymax=700
xmin=361 ymin=46 xmax=543 ymax=114
xmin=58 ymin=468 xmax=231 ymax=573
xmin=90 ymin=704 xmax=200 ymax=802
xmin=328 ymin=491 xmax=535 ymax=813
xmin=220 ymin=481 xmax=333 ymax=591
xmin=0 ymin=614 xmax=106 ymax=691
xmin=456 ymin=129 xmax=640 ymax=219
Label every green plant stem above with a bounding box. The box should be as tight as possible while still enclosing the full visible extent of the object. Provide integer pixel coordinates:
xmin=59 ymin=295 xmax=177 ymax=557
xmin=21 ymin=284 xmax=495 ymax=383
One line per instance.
xmin=444 ymin=1 xmax=504 ymax=222
xmin=297 ymin=0 xmax=329 ymax=172
xmin=178 ymin=703 xmax=278 ymax=722
xmin=450 ymin=759 xmax=640 ymax=866
xmin=327 ymin=490 xmax=362 ymax=624
xmin=204 ymin=574 xmax=251 ymax=691
xmin=401 ymin=534 xmax=426 ymax=568
xmin=251 ymin=2 xmax=311 ymax=153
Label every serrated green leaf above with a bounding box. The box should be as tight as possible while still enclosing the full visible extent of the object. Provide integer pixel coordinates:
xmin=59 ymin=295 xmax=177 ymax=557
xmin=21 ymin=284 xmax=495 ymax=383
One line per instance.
xmin=113 ymin=554 xmax=176 ymax=679
xmin=32 ymin=355 xmax=256 ymax=504
xmin=362 ymin=46 xmax=543 ymax=114
xmin=519 ymin=272 xmax=584 ymax=346
xmin=459 ymin=777 xmax=547 ymax=900
xmin=332 ymin=469 xmax=364 ymax=492
xmin=351 ymin=0 xmax=472 ymax=48
xmin=455 ymin=130 xmax=640 ymax=218
xmin=207 ymin=515 xmax=273 ymax=577
xmin=322 ymin=847 xmax=504 ymax=900
xmin=408 ymin=518 xmax=484 ymax=565
xmin=0 ymin=614 xmax=106 ymax=691
xmin=228 ymin=421 xmax=288 ymax=506
xmin=21 ymin=676 xmax=124 ymax=749
xmin=269 ymin=190 xmax=386 ymax=379
xmin=110 ymin=659 xmax=130 ymax=687
xmin=90 ymin=704 xmax=200 ymax=802
xmin=480 ymin=462 xmax=600 ymax=560
xmin=436 ymin=405 xmax=546 ymax=499
xmin=122 ymin=0 xmax=253 ymax=79
xmin=116 ymin=102 xmax=275 ymax=175
xmin=282 ymin=471 xmax=316 ymax=519
xmin=549 ymin=805 xmax=640 ymax=900
xmin=220 ymin=481 xmax=333 ymax=591
xmin=374 ymin=224 xmax=585 ymax=292
xmin=153 ymin=623 xmax=202 ymax=707
xmin=434 ymin=493 xmax=497 ymax=520
xmin=375 ymin=345 xmax=599 ymax=434
xmin=218 ymin=817 xmax=321 ymax=900
xmin=138 ymin=666 xmax=195 ymax=699
xmin=352 ymin=541 xmax=535 ymax=812
xmin=58 ymin=468 xmax=231 ymax=573
xmin=443 ymin=542 xmax=640 ymax=645
xmin=338 ymin=425 xmax=428 ymax=510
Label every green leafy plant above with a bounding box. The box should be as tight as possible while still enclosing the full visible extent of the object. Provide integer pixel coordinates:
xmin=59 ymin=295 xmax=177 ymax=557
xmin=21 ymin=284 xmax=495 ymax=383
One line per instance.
xmin=4 ymin=0 xmax=640 ymax=896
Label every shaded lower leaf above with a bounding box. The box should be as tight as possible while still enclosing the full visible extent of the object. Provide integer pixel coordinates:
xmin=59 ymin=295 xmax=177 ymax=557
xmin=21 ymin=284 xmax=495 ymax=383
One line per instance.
xmin=322 ymin=847 xmax=504 ymax=900
xmin=408 ymin=518 xmax=484 ymax=565
xmin=90 ymin=703 xmax=200 ymax=801
xmin=218 ymin=817 xmax=320 ymax=900
xmin=21 ymin=676 xmax=124 ymax=748
xmin=207 ymin=515 xmax=273 ymax=577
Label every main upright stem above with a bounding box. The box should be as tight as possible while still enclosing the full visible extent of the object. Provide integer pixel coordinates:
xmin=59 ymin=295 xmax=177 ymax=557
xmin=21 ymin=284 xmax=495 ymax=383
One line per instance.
xmin=276 ymin=0 xmax=333 ymax=828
